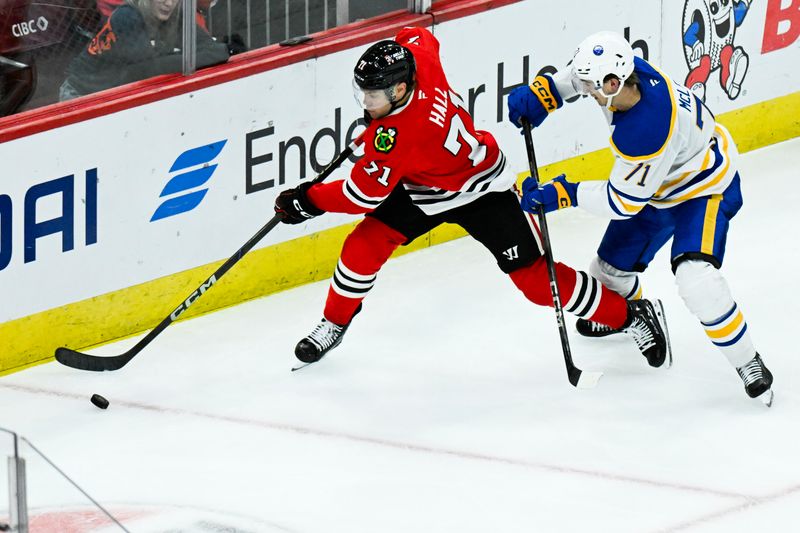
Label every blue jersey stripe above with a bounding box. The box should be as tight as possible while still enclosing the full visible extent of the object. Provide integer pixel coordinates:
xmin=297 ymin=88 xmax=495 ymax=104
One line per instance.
xmin=660 ymin=141 xmax=724 ymax=200
xmin=606 ymin=185 xmax=633 ymax=218
xmin=702 ymin=303 xmax=738 ymax=327
xmin=609 ymin=182 xmax=651 ymax=202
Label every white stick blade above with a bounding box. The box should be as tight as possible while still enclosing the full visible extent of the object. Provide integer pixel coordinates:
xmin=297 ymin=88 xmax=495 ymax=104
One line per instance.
xmin=577 ymin=370 xmax=603 ymax=389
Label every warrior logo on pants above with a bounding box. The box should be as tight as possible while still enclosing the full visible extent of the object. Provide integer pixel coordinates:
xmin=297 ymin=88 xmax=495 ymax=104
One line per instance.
xmin=681 ymin=0 xmax=752 ymax=101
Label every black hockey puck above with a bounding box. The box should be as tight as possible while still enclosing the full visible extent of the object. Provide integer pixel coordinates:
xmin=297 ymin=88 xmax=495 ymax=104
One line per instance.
xmin=90 ymin=394 xmax=109 ymax=410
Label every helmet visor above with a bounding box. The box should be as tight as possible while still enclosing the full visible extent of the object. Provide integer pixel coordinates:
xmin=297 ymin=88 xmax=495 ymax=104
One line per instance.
xmin=352 ymin=79 xmax=394 ymax=111
xmin=576 ymin=78 xmax=597 ymax=95
xmin=575 ymin=76 xmax=623 ymax=99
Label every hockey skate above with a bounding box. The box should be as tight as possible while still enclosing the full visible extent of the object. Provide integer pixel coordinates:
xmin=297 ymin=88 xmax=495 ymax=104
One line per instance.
xmin=623 ymin=299 xmax=672 ymax=368
xmin=736 ymin=353 xmax=773 ymax=407
xmin=295 ymin=318 xmax=351 ymax=364
xmin=576 ymin=318 xmax=622 ymax=338
xmin=294 ymin=304 xmax=361 ymax=367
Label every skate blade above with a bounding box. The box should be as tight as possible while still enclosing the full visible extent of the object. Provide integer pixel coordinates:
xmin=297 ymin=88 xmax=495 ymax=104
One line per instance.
xmin=653 ymin=299 xmax=673 ymax=369
xmin=291 ymin=359 xmax=322 ymax=372
xmin=756 ymin=389 xmax=774 ymax=408
xmin=291 ymin=354 xmax=327 ymax=372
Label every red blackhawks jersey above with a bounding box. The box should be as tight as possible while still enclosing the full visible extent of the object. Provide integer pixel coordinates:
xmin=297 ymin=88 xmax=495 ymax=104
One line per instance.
xmin=307 ymin=27 xmax=514 ymax=216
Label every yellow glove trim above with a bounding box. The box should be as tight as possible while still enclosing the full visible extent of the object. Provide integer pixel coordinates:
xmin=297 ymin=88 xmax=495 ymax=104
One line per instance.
xmin=529 ymin=76 xmax=559 ymax=113
xmin=552 ymin=181 xmax=573 ymax=209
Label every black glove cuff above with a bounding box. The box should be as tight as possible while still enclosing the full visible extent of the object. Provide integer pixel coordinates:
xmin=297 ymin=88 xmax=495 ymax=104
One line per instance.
xmin=297 ymin=182 xmax=326 ymax=217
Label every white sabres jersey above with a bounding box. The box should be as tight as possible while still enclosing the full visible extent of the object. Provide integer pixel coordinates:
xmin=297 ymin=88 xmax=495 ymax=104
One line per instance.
xmin=576 ymin=57 xmax=739 ymax=219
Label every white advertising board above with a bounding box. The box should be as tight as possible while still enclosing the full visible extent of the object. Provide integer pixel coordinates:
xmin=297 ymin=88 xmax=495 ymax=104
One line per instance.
xmin=1 ymin=0 xmax=798 ymax=322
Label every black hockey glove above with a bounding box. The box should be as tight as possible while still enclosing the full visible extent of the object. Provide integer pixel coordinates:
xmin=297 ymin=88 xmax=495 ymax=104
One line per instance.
xmin=274 ymin=182 xmax=325 ymax=224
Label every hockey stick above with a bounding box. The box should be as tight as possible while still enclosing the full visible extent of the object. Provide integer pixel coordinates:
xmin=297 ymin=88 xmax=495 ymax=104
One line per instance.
xmin=55 ymin=135 xmax=364 ymax=372
xmin=520 ymin=119 xmax=602 ymax=389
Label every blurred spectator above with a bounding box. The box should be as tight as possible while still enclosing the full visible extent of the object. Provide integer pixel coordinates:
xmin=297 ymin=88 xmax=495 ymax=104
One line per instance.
xmin=97 ymin=0 xmax=216 ymax=31
xmin=59 ymin=0 xmax=232 ymax=100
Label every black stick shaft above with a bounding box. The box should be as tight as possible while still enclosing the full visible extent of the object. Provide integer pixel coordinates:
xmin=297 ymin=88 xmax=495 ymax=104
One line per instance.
xmin=123 ymin=214 xmax=284 ymax=361
xmin=55 ymin=136 xmax=361 ymax=371
xmin=125 ymin=140 xmax=355 ymax=358
xmin=520 ymin=120 xmax=581 ymax=386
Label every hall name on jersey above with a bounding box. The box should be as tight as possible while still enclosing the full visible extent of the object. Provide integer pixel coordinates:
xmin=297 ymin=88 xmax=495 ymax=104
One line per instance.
xmin=426 ymin=87 xmax=467 ymax=128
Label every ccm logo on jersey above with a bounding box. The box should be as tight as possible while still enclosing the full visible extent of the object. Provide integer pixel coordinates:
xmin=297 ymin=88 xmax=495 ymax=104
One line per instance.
xmin=373 ymin=126 xmax=397 ymax=153
xmin=530 ymin=76 xmax=559 ymax=112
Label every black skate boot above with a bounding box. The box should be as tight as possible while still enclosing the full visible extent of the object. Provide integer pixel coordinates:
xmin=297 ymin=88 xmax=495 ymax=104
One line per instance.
xmin=623 ymin=299 xmax=672 ymax=368
xmin=294 ymin=304 xmax=361 ymax=364
xmin=736 ymin=353 xmax=773 ymax=406
xmin=295 ymin=319 xmax=350 ymax=363
xmin=576 ymin=318 xmax=623 ymax=338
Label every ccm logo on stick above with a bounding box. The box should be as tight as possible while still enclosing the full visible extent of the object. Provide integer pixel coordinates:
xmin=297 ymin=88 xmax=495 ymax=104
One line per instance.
xmin=170 ymin=275 xmax=217 ymax=320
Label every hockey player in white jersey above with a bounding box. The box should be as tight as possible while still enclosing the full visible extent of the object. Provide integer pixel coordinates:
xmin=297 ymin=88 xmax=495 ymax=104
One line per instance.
xmin=506 ymin=31 xmax=773 ymax=405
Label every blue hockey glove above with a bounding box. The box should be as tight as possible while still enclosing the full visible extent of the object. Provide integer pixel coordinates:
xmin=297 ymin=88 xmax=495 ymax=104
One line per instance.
xmin=507 ymin=75 xmax=563 ymax=129
xmin=520 ymin=174 xmax=578 ymax=214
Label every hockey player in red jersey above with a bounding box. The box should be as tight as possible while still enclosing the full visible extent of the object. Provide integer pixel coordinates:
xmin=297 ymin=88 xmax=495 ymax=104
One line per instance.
xmin=274 ymin=27 xmax=671 ymax=370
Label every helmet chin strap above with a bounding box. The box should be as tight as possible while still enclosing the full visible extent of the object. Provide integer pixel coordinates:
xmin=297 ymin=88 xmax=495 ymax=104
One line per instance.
xmin=600 ymin=83 xmax=624 ymax=111
xmin=387 ymin=81 xmax=414 ymax=114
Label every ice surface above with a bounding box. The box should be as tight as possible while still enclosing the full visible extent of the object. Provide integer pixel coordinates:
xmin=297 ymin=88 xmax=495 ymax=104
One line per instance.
xmin=1 ymin=138 xmax=798 ymax=532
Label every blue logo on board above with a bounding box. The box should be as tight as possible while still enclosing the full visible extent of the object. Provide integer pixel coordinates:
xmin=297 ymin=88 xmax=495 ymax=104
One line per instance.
xmin=593 ymin=45 xmax=604 ymax=55
xmin=151 ymin=140 xmax=227 ymax=222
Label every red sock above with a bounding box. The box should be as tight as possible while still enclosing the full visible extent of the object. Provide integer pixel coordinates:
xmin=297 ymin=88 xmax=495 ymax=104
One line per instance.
xmin=323 ymin=217 xmax=407 ymax=325
xmin=509 ymin=258 xmax=627 ymax=329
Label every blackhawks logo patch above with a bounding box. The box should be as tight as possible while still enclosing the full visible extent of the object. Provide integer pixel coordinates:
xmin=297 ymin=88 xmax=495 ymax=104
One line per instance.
xmin=373 ymin=126 xmax=397 ymax=153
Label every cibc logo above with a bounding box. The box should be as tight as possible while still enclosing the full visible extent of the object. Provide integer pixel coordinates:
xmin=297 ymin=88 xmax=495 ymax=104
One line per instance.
xmin=12 ymin=16 xmax=49 ymax=37
xmin=151 ymin=140 xmax=227 ymax=222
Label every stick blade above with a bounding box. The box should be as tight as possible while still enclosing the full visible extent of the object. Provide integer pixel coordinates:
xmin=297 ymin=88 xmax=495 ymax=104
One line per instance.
xmin=54 ymin=347 xmax=130 ymax=372
xmin=576 ymin=370 xmax=603 ymax=389
xmin=567 ymin=366 xmax=603 ymax=389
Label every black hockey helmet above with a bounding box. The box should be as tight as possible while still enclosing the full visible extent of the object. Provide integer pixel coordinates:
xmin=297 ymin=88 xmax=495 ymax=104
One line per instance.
xmin=353 ymin=40 xmax=415 ymax=91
